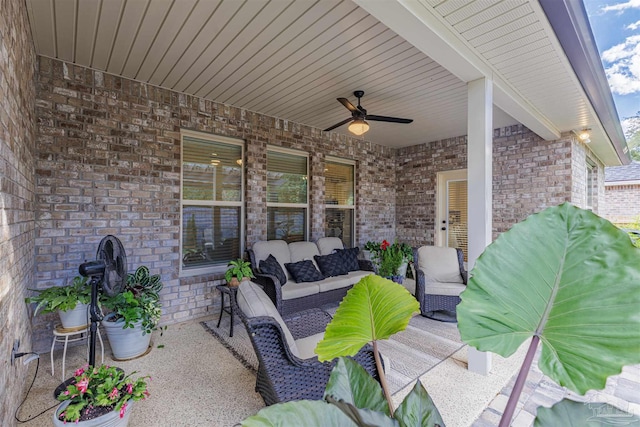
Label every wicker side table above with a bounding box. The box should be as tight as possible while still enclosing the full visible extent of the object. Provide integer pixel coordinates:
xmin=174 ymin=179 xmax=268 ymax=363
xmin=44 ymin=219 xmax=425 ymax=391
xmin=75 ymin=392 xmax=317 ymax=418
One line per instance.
xmin=216 ymin=284 xmax=238 ymax=337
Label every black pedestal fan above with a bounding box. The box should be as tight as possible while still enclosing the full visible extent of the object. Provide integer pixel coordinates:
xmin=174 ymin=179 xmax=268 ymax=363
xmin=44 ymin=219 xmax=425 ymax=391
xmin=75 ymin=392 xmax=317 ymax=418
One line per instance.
xmin=79 ymin=235 xmax=128 ymax=366
xmin=55 ymin=235 xmax=127 ymax=396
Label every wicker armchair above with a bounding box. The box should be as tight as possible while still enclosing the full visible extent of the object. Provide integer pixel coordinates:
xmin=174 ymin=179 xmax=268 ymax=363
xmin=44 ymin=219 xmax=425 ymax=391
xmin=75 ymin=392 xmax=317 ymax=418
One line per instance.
xmin=234 ymin=281 xmax=382 ymax=406
xmin=413 ymin=246 xmax=467 ymax=321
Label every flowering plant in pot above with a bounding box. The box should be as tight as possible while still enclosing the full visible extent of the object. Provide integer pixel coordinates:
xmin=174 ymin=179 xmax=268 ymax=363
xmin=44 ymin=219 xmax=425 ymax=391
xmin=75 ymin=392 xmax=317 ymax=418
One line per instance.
xmin=100 ymin=266 xmax=163 ymax=359
xmin=54 ymin=364 xmax=149 ymax=425
xmin=25 ymin=276 xmax=91 ymax=328
xmin=224 ymin=258 xmax=254 ymax=287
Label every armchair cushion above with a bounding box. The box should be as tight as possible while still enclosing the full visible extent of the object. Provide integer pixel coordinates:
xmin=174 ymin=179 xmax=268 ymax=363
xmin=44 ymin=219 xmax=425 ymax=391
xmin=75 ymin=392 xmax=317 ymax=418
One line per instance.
xmin=285 ymin=260 xmax=324 ymax=283
xmin=237 ymin=281 xmax=299 ymax=357
xmin=314 ymin=253 xmax=349 ymax=277
xmin=337 ymin=247 xmax=360 ymax=272
xmin=260 ymin=254 xmax=287 ymax=286
xmin=417 ymin=246 xmax=464 ymax=284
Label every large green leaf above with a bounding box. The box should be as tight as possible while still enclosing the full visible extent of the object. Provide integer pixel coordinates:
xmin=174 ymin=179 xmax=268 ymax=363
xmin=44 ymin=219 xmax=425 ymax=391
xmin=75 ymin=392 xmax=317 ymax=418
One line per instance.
xmin=394 ymin=381 xmax=445 ymax=427
xmin=458 ymin=203 xmax=640 ymax=394
xmin=241 ymin=400 xmax=357 ymax=427
xmin=534 ymin=398 xmax=639 ymax=426
xmin=316 ymin=275 xmax=419 ymax=361
xmin=327 ymin=397 xmax=399 ymax=427
xmin=325 ymin=358 xmax=389 ymax=415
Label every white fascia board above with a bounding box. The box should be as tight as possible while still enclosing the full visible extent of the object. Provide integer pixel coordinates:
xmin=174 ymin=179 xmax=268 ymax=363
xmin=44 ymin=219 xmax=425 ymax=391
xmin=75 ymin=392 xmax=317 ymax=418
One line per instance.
xmin=352 ymin=0 xmax=561 ymax=141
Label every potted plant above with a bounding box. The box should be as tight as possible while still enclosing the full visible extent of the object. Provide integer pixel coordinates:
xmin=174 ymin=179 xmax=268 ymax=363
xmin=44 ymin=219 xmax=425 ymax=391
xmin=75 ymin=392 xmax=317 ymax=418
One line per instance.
xmin=241 ymin=203 xmax=640 ymax=426
xmin=25 ymin=276 xmax=91 ymax=329
xmin=224 ymin=258 xmax=254 ymax=287
xmin=53 ymin=364 xmax=149 ymax=426
xmin=100 ymin=266 xmax=163 ymax=360
xmin=376 ymin=240 xmax=405 ymax=283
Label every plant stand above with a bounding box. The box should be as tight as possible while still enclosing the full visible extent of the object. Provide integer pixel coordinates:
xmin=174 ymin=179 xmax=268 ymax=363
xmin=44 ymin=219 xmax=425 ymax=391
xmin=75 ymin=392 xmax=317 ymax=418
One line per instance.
xmin=50 ymin=324 xmax=104 ymax=381
xmin=216 ymin=284 xmax=238 ymax=337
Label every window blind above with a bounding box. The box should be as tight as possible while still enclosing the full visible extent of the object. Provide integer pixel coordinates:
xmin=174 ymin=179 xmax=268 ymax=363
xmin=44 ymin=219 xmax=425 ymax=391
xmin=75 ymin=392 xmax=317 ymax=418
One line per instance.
xmin=325 ymin=161 xmax=354 ymax=205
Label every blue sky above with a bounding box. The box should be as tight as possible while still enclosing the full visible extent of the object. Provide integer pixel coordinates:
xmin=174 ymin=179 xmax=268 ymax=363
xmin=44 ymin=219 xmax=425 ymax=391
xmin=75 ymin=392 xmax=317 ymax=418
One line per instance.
xmin=584 ymin=0 xmax=640 ymax=120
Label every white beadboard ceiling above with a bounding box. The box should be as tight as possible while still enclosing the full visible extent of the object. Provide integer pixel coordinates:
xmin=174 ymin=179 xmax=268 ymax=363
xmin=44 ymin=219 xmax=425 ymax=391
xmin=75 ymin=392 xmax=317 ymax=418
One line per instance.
xmin=25 ymin=0 xmax=618 ymax=163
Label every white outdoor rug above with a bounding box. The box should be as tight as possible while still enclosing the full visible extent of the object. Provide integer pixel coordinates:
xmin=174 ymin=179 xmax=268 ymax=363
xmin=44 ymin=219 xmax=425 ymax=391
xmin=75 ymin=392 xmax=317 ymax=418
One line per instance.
xmin=202 ymin=308 xmax=465 ymax=395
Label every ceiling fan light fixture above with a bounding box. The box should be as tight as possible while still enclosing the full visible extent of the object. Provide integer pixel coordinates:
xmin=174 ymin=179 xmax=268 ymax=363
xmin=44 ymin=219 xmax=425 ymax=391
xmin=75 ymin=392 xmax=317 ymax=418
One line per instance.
xmin=348 ymin=119 xmax=369 ymax=136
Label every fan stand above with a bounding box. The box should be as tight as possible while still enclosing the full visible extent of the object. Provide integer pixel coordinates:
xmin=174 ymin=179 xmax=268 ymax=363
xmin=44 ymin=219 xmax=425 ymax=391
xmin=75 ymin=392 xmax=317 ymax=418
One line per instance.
xmin=53 ymin=273 xmax=104 ymax=398
xmin=88 ymin=274 xmax=104 ymax=366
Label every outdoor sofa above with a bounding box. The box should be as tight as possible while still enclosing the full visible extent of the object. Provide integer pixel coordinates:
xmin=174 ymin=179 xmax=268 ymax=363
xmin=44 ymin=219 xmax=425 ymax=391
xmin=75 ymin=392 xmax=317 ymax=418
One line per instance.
xmin=248 ymin=237 xmax=374 ymax=315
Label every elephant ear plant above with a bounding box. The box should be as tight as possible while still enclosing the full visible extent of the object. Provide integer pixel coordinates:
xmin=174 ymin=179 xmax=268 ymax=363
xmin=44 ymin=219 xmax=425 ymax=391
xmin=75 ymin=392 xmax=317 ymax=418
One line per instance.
xmin=458 ymin=202 xmax=640 ymax=425
xmin=242 ymin=203 xmax=640 ymax=427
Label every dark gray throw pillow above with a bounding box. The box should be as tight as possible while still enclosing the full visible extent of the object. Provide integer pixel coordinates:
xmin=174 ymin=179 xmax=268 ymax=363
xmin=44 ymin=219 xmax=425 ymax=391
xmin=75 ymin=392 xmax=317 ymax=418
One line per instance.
xmin=314 ymin=252 xmax=350 ymax=277
xmin=285 ymin=260 xmax=324 ymax=283
xmin=338 ymin=247 xmax=360 ymax=272
xmin=259 ymin=254 xmax=287 ymax=285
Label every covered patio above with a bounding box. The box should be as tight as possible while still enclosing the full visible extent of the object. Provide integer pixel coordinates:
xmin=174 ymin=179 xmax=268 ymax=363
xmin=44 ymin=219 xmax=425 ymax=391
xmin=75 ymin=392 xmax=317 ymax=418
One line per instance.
xmin=1 ymin=0 xmax=633 ymax=425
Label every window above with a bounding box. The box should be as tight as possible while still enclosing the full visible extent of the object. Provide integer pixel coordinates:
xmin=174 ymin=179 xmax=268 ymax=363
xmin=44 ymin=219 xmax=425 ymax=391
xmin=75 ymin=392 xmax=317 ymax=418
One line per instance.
xmin=181 ymin=131 xmax=244 ymax=275
xmin=267 ymin=148 xmax=308 ymax=242
xmin=325 ymin=158 xmax=355 ymax=247
xmin=586 ymin=158 xmax=597 ymax=211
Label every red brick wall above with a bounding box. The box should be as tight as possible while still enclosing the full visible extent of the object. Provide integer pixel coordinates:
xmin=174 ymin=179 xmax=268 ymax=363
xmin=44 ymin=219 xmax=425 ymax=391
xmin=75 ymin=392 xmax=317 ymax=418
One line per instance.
xmin=0 ymin=0 xmax=37 ymax=423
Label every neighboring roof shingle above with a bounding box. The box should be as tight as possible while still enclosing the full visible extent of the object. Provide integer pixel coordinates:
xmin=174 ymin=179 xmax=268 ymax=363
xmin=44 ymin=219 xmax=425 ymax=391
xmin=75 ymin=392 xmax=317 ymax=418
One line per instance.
xmin=605 ymin=162 xmax=640 ymax=182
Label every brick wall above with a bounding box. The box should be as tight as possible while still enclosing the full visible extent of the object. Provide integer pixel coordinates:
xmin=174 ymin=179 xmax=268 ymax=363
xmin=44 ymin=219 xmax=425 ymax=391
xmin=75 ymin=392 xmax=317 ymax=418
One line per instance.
xmin=603 ymin=183 xmax=640 ymax=225
xmin=571 ymin=136 xmax=605 ymax=213
xmin=395 ymin=126 xmax=590 ymax=245
xmin=33 ymin=58 xmax=395 ymax=351
xmin=0 ymin=0 xmax=37 ymax=424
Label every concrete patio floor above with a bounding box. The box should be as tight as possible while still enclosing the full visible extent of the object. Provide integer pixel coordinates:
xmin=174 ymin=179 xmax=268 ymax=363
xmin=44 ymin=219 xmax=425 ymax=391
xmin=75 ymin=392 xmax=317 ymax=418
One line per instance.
xmin=14 ymin=315 xmax=640 ymax=427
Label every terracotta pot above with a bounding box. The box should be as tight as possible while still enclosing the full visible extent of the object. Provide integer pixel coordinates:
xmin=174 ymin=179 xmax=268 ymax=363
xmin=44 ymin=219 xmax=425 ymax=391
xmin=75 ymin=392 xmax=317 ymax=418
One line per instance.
xmin=228 ymin=277 xmax=240 ymax=287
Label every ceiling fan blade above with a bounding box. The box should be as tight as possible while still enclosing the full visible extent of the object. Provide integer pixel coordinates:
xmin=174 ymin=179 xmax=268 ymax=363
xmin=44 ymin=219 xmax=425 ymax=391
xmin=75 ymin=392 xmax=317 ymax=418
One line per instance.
xmin=323 ymin=117 xmax=354 ymax=132
xmin=365 ymin=114 xmax=413 ymax=124
xmin=337 ymin=98 xmax=358 ymax=112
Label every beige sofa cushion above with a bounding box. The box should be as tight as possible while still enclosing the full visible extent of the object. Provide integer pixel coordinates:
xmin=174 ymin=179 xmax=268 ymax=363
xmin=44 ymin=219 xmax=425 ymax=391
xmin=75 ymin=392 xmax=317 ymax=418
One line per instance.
xmin=281 ymin=282 xmax=321 ymax=300
xmin=317 ymin=270 xmax=372 ymax=293
xmin=316 ymin=237 xmax=344 ymax=255
xmin=417 ymin=246 xmax=464 ymax=284
xmin=288 ymin=241 xmax=321 ymax=271
xmin=237 ymin=281 xmax=300 ymax=357
xmin=253 ymin=240 xmax=292 ymax=280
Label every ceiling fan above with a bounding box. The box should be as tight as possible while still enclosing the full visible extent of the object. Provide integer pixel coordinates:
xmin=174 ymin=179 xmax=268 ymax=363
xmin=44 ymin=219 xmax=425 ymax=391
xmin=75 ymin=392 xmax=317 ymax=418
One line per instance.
xmin=323 ymin=90 xmax=413 ymax=136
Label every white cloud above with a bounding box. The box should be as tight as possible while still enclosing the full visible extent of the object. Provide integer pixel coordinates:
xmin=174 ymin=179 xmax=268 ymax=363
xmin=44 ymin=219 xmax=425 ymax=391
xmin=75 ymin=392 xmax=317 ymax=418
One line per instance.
xmin=627 ymin=20 xmax=640 ymax=30
xmin=602 ymin=35 xmax=640 ymax=95
xmin=602 ymin=0 xmax=640 ymax=13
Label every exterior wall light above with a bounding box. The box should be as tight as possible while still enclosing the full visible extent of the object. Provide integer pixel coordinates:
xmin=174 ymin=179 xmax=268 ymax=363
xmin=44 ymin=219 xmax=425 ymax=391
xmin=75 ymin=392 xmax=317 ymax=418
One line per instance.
xmin=576 ymin=128 xmax=591 ymax=143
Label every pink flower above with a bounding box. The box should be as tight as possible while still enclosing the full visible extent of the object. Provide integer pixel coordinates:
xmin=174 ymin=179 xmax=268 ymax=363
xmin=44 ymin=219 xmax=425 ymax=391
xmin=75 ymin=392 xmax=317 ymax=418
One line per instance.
xmin=74 ymin=367 xmax=84 ymax=376
xmin=119 ymin=402 xmax=127 ymax=418
xmin=63 ymin=390 xmax=69 ymax=395
xmin=126 ymin=383 xmax=133 ymax=394
xmin=109 ymin=387 xmax=119 ymax=400
xmin=76 ymin=377 xmax=89 ymax=394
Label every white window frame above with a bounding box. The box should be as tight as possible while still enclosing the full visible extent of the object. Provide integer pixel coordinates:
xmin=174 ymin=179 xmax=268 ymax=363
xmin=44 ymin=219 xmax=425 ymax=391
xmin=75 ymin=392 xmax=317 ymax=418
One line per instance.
xmin=266 ymin=146 xmax=309 ymax=242
xmin=180 ymin=129 xmax=245 ymax=277
xmin=325 ymin=156 xmax=356 ymax=247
